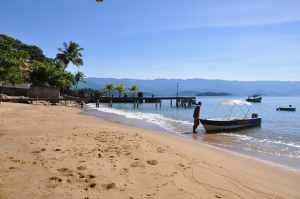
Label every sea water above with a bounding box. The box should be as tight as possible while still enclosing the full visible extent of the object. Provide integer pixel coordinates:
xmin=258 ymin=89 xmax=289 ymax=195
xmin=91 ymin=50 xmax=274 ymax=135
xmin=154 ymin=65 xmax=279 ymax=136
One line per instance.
xmin=85 ymin=96 xmax=300 ymax=170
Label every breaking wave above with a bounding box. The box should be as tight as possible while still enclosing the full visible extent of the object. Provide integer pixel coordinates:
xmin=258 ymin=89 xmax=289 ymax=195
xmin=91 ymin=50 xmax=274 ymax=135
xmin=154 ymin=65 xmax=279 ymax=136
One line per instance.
xmin=221 ymin=133 xmax=300 ymax=149
xmin=86 ymin=103 xmax=193 ymax=133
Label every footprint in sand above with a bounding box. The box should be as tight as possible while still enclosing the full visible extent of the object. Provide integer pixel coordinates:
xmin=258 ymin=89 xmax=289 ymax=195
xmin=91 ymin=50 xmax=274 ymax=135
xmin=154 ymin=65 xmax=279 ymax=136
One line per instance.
xmin=124 ymin=152 xmax=131 ymax=156
xmin=146 ymin=160 xmax=158 ymax=166
xmin=121 ymin=168 xmax=129 ymax=173
xmin=31 ymin=150 xmax=41 ymax=154
xmin=77 ymin=165 xmax=87 ymax=171
xmin=156 ymin=147 xmax=166 ymax=153
xmin=178 ymin=163 xmax=185 ymax=168
xmin=89 ymin=183 xmax=97 ymax=188
xmin=130 ymin=161 xmax=145 ymax=168
xmin=102 ymin=182 xmax=116 ymax=190
xmin=88 ymin=174 xmax=96 ymax=179
xmin=49 ymin=176 xmax=62 ymax=182
xmin=48 ymin=176 xmax=63 ymax=188
xmin=57 ymin=168 xmax=74 ymax=176
xmin=144 ymin=193 xmax=155 ymax=199
xmin=78 ymin=172 xmax=85 ymax=179
xmin=215 ymin=194 xmax=223 ymax=198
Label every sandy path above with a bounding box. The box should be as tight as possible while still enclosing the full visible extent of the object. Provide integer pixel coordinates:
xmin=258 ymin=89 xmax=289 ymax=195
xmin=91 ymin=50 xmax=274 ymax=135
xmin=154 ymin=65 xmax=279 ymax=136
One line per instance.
xmin=0 ymin=103 xmax=299 ymax=199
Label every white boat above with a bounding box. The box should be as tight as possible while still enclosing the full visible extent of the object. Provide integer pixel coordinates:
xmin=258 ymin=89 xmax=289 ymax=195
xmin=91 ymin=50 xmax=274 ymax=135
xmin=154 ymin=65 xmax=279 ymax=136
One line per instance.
xmin=200 ymin=100 xmax=262 ymax=133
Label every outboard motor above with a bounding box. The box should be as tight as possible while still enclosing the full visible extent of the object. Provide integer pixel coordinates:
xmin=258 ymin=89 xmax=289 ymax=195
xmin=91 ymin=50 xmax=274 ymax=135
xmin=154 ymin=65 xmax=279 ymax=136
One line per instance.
xmin=251 ymin=113 xmax=258 ymax=118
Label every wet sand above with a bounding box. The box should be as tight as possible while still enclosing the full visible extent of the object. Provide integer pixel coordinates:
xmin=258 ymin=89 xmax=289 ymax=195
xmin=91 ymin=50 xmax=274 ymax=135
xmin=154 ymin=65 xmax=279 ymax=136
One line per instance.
xmin=0 ymin=103 xmax=299 ymax=199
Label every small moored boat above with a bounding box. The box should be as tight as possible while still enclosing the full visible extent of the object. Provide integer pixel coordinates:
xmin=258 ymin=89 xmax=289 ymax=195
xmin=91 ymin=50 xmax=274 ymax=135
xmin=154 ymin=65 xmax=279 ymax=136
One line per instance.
xmin=200 ymin=117 xmax=261 ymax=133
xmin=276 ymin=105 xmax=296 ymax=112
xmin=200 ymin=100 xmax=262 ymax=133
xmin=246 ymin=95 xmax=262 ymax=103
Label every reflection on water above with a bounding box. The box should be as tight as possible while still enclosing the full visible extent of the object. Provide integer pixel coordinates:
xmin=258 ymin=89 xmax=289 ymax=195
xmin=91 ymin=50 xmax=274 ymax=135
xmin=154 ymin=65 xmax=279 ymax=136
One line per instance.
xmin=85 ymin=96 xmax=300 ymax=170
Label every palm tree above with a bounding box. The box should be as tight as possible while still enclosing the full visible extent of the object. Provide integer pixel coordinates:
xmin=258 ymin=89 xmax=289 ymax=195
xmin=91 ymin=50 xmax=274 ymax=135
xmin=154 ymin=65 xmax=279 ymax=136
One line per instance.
xmin=74 ymin=71 xmax=85 ymax=89
xmin=55 ymin=41 xmax=84 ymax=70
xmin=115 ymin=84 xmax=125 ymax=97
xmin=104 ymin=83 xmax=114 ymax=97
xmin=129 ymin=85 xmax=139 ymax=97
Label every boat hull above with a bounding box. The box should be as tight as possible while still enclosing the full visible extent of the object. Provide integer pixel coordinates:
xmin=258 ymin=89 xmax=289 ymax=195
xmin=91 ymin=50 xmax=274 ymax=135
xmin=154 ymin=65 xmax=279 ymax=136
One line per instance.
xmin=276 ymin=107 xmax=296 ymax=112
xmin=246 ymin=97 xmax=262 ymax=103
xmin=200 ymin=118 xmax=261 ymax=133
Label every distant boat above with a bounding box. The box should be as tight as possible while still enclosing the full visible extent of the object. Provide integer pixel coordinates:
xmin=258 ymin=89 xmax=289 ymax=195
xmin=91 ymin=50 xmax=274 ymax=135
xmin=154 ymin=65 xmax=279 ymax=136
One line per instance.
xmin=276 ymin=105 xmax=296 ymax=112
xmin=200 ymin=100 xmax=262 ymax=133
xmin=246 ymin=95 xmax=262 ymax=103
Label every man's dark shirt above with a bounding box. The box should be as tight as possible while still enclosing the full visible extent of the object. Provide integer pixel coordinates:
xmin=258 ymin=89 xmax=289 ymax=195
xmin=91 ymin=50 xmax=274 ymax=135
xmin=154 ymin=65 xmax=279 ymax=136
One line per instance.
xmin=193 ymin=106 xmax=200 ymax=119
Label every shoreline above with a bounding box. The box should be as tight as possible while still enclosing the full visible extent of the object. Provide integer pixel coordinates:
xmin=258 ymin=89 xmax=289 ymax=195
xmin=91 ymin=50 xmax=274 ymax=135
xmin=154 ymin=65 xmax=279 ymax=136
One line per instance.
xmin=92 ymin=109 xmax=300 ymax=173
xmin=84 ymin=103 xmax=300 ymax=172
xmin=0 ymin=103 xmax=299 ymax=199
xmin=90 ymin=111 xmax=300 ymax=173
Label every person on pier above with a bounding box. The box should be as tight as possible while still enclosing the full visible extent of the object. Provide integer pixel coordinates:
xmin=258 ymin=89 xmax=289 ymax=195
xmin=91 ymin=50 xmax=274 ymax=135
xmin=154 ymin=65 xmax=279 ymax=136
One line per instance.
xmin=193 ymin=102 xmax=202 ymax=133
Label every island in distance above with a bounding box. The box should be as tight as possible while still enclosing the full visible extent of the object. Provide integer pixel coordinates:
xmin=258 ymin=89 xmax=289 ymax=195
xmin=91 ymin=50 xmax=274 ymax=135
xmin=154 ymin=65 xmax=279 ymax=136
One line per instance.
xmin=177 ymin=90 xmax=232 ymax=96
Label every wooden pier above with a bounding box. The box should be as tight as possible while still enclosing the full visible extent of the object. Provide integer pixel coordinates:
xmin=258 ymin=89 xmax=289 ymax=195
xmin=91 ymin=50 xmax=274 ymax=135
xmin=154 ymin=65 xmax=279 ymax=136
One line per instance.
xmin=93 ymin=96 xmax=196 ymax=108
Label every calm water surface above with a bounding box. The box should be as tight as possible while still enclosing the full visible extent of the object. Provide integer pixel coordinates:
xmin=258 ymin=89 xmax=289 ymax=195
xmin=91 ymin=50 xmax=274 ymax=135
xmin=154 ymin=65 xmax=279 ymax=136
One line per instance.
xmin=85 ymin=96 xmax=300 ymax=170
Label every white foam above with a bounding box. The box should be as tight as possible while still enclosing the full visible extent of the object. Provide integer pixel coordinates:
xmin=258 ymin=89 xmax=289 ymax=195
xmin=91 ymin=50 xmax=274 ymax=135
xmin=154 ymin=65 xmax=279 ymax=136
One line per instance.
xmin=222 ymin=133 xmax=300 ymax=149
xmin=86 ymin=103 xmax=193 ymax=133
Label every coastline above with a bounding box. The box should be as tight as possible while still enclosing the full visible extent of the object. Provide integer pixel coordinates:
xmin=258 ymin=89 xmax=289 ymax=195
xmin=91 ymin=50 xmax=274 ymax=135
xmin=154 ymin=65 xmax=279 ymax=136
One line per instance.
xmin=0 ymin=103 xmax=299 ymax=199
xmin=85 ymin=106 xmax=300 ymax=173
xmin=84 ymin=103 xmax=300 ymax=171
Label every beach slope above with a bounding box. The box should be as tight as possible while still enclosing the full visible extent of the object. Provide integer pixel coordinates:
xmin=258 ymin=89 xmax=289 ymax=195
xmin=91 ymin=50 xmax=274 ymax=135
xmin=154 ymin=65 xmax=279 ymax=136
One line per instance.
xmin=0 ymin=103 xmax=299 ymax=199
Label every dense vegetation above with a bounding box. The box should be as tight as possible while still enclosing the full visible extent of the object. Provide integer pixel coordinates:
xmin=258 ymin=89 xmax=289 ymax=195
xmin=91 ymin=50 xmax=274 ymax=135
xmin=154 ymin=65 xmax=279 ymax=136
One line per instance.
xmin=0 ymin=34 xmax=85 ymax=93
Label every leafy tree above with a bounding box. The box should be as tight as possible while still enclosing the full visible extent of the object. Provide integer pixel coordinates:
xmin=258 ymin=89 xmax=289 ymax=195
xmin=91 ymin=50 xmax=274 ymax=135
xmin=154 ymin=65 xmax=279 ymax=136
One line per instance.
xmin=104 ymin=83 xmax=114 ymax=97
xmin=129 ymin=85 xmax=139 ymax=97
xmin=56 ymin=41 xmax=84 ymax=69
xmin=74 ymin=71 xmax=85 ymax=89
xmin=0 ymin=34 xmax=48 ymax=62
xmin=58 ymin=72 xmax=76 ymax=93
xmin=30 ymin=61 xmax=54 ymax=86
xmin=20 ymin=45 xmax=48 ymax=62
xmin=0 ymin=34 xmax=84 ymax=95
xmin=30 ymin=60 xmax=75 ymax=91
xmin=0 ymin=34 xmax=23 ymax=51
xmin=115 ymin=84 xmax=126 ymax=97
xmin=0 ymin=48 xmax=29 ymax=84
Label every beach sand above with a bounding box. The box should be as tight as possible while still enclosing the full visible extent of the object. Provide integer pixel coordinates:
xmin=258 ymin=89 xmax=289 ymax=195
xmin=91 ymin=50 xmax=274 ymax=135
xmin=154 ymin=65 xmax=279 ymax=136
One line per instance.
xmin=0 ymin=103 xmax=299 ymax=199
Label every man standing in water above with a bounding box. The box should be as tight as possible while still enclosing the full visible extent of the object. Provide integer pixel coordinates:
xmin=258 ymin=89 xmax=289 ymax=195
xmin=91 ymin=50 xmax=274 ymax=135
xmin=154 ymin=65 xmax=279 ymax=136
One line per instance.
xmin=193 ymin=102 xmax=202 ymax=133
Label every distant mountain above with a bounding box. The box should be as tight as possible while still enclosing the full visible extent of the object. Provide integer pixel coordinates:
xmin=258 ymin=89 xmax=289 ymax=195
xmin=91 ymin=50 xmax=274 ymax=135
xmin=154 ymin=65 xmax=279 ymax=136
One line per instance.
xmin=177 ymin=91 xmax=232 ymax=96
xmin=78 ymin=78 xmax=300 ymax=96
xmin=196 ymin=92 xmax=232 ymax=96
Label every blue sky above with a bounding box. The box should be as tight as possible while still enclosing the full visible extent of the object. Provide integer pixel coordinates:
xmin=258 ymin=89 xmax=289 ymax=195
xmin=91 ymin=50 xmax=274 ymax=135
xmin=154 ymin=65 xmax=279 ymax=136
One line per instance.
xmin=1 ymin=0 xmax=300 ymax=81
